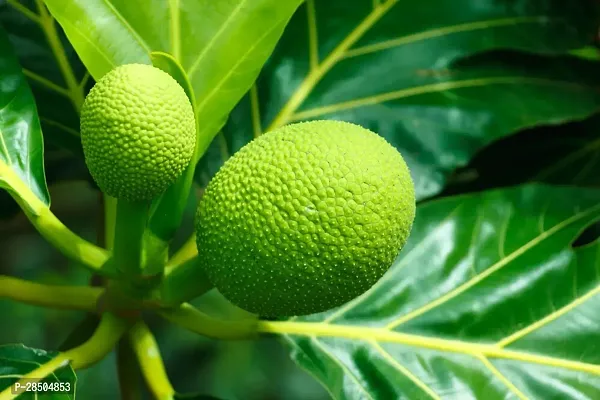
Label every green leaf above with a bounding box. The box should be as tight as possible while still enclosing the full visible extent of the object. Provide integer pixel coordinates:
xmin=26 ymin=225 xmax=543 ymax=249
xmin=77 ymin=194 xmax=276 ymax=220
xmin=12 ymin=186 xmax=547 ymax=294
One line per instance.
xmin=445 ymin=112 xmax=600 ymax=195
xmin=0 ymin=344 xmax=76 ymax=399
xmin=202 ymin=0 xmax=600 ymax=199
xmin=0 ymin=23 xmax=49 ymax=207
xmin=42 ymin=0 xmax=305 ymax=160
xmin=270 ymin=184 xmax=600 ymax=399
xmin=0 ymin=0 xmax=89 ymax=156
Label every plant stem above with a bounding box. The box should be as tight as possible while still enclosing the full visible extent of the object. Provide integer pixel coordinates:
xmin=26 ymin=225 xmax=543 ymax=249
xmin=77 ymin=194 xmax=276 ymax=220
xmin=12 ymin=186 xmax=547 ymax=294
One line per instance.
xmin=128 ymin=322 xmax=175 ymax=400
xmin=117 ymin=338 xmax=143 ymax=400
xmin=0 ymin=275 xmax=102 ymax=312
xmin=104 ymin=194 xmax=118 ymax=251
xmin=0 ymin=312 xmax=131 ymax=400
xmin=166 ymin=235 xmax=197 ymax=270
xmin=158 ymin=256 xmax=213 ymax=306
xmin=158 ymin=303 xmax=258 ymax=340
xmin=113 ymin=199 xmax=149 ymax=277
xmin=0 ymin=164 xmax=111 ymax=274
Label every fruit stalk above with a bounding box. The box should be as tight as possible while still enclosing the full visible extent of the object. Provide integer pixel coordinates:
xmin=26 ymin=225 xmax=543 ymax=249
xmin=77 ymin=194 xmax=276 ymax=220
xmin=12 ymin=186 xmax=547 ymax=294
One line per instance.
xmin=112 ymin=199 xmax=150 ymax=277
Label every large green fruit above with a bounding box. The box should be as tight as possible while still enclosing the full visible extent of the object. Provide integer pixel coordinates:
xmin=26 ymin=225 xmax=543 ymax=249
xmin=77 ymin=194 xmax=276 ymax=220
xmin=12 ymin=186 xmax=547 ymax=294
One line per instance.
xmin=80 ymin=64 xmax=196 ymax=202
xmin=195 ymin=120 xmax=416 ymax=317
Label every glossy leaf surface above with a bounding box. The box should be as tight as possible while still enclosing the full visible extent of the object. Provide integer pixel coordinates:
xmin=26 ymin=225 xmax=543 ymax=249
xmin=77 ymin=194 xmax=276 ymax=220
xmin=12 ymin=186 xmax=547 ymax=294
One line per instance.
xmin=202 ymin=0 xmax=600 ymax=200
xmin=0 ymin=24 xmax=49 ymax=205
xmin=0 ymin=344 xmax=75 ymax=399
xmin=275 ymin=185 xmax=600 ymax=399
xmin=42 ymin=0 xmax=304 ymax=159
xmin=0 ymin=0 xmax=89 ymax=155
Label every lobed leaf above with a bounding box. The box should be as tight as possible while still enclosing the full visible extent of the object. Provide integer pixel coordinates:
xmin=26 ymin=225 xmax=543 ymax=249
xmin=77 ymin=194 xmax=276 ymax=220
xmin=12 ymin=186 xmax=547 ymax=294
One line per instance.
xmin=273 ymin=184 xmax=600 ymax=399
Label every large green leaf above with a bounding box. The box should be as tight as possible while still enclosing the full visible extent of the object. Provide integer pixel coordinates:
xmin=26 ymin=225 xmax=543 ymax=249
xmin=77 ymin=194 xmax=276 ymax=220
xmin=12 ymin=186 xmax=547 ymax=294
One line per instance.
xmin=201 ymin=0 xmax=600 ymax=200
xmin=0 ymin=0 xmax=89 ymax=155
xmin=263 ymin=185 xmax=600 ymax=399
xmin=0 ymin=344 xmax=76 ymax=399
xmin=42 ymin=0 xmax=304 ymax=241
xmin=42 ymin=0 xmax=304 ymax=159
xmin=0 ymin=24 xmax=49 ymax=206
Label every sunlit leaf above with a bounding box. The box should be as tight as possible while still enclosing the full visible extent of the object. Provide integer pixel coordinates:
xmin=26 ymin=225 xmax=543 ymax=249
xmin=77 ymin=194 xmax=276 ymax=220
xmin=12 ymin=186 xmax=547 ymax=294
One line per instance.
xmin=42 ymin=0 xmax=304 ymax=160
xmin=266 ymin=184 xmax=600 ymax=399
xmin=0 ymin=24 xmax=49 ymax=208
xmin=201 ymin=0 xmax=600 ymax=200
xmin=0 ymin=344 xmax=76 ymax=399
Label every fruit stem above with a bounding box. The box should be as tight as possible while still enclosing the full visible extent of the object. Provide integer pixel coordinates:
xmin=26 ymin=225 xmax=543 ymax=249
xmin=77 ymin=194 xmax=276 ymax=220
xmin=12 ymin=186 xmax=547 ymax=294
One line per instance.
xmin=113 ymin=199 xmax=150 ymax=278
xmin=158 ymin=303 xmax=258 ymax=340
xmin=156 ymin=256 xmax=214 ymax=306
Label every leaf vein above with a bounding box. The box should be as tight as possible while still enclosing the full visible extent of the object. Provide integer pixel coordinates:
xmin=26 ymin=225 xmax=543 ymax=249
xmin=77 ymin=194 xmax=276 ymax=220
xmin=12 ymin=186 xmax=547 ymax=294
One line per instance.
xmin=291 ymin=77 xmax=596 ymax=121
xmin=5 ymin=0 xmax=41 ymax=23
xmin=187 ymin=0 xmax=250 ymax=78
xmin=476 ymin=354 xmax=529 ymax=400
xmin=101 ymin=0 xmax=151 ymax=53
xmin=311 ymin=336 xmax=375 ymax=400
xmin=370 ymin=340 xmax=441 ymax=399
xmin=266 ymin=0 xmax=398 ymax=131
xmin=343 ymin=16 xmax=550 ymax=59
xmin=386 ymin=202 xmax=600 ymax=330
xmin=169 ymin=0 xmax=181 ymax=60
xmin=306 ymin=0 xmax=319 ymax=71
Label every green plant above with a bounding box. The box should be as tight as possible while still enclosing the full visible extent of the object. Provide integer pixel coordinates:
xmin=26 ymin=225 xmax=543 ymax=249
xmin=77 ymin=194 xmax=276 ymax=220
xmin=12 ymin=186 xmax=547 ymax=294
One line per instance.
xmin=1 ymin=1 xmax=600 ymax=399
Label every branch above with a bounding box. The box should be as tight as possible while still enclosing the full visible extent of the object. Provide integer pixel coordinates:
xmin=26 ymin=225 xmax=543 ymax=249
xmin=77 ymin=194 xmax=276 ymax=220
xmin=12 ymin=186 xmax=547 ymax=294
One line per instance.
xmin=0 ymin=275 xmax=102 ymax=312
xmin=157 ymin=256 xmax=213 ymax=306
xmin=0 ymin=163 xmax=111 ymax=275
xmin=166 ymin=235 xmax=197 ymax=270
xmin=158 ymin=303 xmax=258 ymax=340
xmin=128 ymin=322 xmax=175 ymax=400
xmin=117 ymin=338 xmax=143 ymax=400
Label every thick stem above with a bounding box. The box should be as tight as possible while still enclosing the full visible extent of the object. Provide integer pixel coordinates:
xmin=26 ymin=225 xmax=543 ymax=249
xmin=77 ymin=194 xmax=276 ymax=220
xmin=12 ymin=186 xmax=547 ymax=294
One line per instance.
xmin=117 ymin=339 xmax=143 ymax=400
xmin=113 ymin=199 xmax=150 ymax=277
xmin=0 ymin=164 xmax=110 ymax=274
xmin=104 ymin=194 xmax=118 ymax=251
xmin=0 ymin=313 xmax=131 ymax=400
xmin=158 ymin=303 xmax=258 ymax=340
xmin=0 ymin=275 xmax=102 ymax=312
xmin=128 ymin=322 xmax=175 ymax=400
xmin=157 ymin=256 xmax=213 ymax=306
xmin=166 ymin=235 xmax=197 ymax=271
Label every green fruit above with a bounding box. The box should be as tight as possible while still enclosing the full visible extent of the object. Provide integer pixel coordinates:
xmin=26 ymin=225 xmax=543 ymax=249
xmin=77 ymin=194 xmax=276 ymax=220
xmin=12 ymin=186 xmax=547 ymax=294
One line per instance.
xmin=80 ymin=63 xmax=196 ymax=202
xmin=195 ymin=120 xmax=416 ymax=317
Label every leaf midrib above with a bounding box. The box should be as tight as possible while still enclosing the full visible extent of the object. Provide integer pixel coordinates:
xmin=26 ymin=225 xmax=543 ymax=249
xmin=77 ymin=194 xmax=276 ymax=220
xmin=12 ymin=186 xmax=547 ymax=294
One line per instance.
xmin=265 ymin=320 xmax=600 ymax=376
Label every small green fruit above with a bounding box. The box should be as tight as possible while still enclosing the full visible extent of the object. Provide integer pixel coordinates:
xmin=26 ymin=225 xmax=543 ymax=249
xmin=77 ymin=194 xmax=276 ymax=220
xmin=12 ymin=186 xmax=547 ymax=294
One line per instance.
xmin=80 ymin=63 xmax=196 ymax=202
xmin=195 ymin=120 xmax=416 ymax=317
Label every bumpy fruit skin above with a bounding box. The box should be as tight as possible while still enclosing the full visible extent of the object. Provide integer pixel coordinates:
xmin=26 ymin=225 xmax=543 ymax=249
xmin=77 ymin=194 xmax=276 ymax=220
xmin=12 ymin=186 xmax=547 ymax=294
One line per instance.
xmin=195 ymin=120 xmax=416 ymax=317
xmin=80 ymin=63 xmax=196 ymax=202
